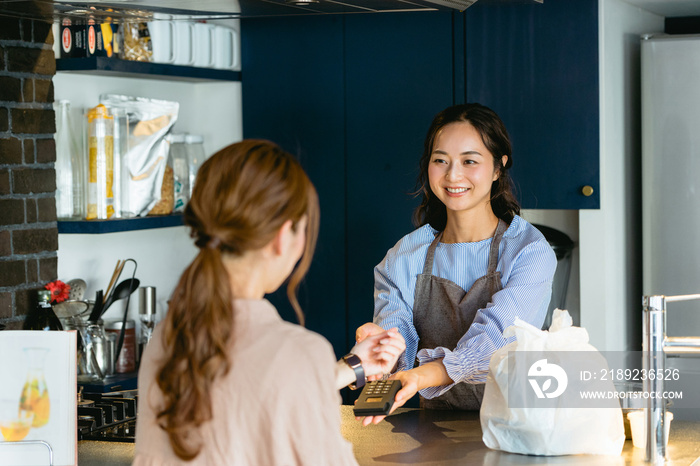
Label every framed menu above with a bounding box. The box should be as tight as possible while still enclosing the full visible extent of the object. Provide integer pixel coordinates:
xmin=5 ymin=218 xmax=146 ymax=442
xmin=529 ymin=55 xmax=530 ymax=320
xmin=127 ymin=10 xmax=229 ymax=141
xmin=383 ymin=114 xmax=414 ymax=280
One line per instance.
xmin=0 ymin=330 xmax=77 ymax=466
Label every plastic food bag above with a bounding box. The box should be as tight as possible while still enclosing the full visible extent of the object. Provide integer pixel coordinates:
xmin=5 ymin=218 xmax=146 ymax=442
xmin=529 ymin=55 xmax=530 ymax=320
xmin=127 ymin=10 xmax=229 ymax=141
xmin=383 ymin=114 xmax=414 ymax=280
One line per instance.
xmin=100 ymin=94 xmax=178 ymax=217
xmin=121 ymin=22 xmax=152 ymax=62
xmin=480 ymin=309 xmax=625 ymax=456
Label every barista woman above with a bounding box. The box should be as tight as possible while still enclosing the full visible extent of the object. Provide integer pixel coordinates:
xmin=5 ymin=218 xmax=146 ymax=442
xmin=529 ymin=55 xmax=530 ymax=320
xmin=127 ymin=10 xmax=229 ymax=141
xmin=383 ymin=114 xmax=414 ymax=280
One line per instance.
xmin=357 ymin=103 xmax=557 ymax=419
xmin=134 ymin=140 xmax=405 ymax=465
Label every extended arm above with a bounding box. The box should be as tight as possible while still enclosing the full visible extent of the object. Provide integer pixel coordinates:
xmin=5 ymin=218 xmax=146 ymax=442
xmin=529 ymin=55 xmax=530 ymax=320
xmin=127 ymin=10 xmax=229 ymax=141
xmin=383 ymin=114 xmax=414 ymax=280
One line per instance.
xmin=370 ymin=255 xmax=419 ymax=372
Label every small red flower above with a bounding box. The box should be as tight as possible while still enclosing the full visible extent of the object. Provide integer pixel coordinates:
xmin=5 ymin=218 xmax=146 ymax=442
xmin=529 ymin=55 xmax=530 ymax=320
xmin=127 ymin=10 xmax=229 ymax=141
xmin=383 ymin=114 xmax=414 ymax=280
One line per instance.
xmin=45 ymin=280 xmax=71 ymax=304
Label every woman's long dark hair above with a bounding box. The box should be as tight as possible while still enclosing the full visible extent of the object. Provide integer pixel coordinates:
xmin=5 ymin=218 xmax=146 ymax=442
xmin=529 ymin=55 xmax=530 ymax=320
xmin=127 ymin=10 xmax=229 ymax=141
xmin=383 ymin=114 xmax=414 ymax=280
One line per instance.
xmin=155 ymin=140 xmax=320 ymax=460
xmin=413 ymin=103 xmax=520 ymax=231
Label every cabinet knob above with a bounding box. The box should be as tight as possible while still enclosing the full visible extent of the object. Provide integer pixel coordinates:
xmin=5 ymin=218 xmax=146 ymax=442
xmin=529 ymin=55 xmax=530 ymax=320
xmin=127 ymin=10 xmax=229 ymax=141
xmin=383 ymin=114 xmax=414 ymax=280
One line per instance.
xmin=581 ymin=185 xmax=594 ymax=197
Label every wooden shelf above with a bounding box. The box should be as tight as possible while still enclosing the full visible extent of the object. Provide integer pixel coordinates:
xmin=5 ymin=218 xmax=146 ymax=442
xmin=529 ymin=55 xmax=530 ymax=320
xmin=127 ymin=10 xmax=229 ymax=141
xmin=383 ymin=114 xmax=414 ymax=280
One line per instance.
xmin=58 ymin=214 xmax=184 ymax=234
xmin=56 ymin=57 xmax=242 ymax=83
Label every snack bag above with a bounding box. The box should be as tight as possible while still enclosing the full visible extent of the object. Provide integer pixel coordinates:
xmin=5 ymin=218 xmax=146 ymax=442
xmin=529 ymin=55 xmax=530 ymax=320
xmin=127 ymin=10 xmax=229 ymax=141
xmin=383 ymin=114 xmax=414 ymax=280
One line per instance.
xmin=480 ymin=309 xmax=625 ymax=456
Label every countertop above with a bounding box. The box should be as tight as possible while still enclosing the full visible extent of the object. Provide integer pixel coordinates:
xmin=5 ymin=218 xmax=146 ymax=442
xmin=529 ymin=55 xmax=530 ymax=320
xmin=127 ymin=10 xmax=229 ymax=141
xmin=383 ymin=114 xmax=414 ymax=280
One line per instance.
xmin=340 ymin=407 xmax=700 ymax=466
xmin=78 ymin=407 xmax=700 ymax=465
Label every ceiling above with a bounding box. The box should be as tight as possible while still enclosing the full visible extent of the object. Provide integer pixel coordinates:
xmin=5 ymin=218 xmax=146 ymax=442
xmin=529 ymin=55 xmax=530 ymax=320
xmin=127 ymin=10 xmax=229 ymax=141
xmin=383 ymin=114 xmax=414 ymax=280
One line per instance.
xmin=3 ymin=0 xmax=699 ymax=22
xmin=0 ymin=0 xmax=457 ymax=21
xmin=0 ymin=0 xmax=551 ymax=22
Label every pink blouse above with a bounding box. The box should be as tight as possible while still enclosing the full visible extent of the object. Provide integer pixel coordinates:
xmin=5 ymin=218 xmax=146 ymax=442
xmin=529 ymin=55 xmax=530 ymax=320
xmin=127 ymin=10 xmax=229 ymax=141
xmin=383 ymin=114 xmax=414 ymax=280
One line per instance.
xmin=133 ymin=298 xmax=357 ymax=465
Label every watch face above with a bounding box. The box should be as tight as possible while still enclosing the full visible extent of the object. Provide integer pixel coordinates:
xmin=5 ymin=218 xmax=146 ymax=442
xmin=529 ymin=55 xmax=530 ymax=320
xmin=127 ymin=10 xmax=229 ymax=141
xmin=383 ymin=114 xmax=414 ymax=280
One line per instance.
xmin=346 ymin=354 xmax=362 ymax=367
xmin=344 ymin=354 xmax=361 ymax=367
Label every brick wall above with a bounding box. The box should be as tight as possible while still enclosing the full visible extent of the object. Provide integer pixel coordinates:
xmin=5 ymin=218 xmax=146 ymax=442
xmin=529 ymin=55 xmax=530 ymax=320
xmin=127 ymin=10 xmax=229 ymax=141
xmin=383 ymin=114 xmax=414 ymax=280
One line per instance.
xmin=0 ymin=11 xmax=57 ymax=330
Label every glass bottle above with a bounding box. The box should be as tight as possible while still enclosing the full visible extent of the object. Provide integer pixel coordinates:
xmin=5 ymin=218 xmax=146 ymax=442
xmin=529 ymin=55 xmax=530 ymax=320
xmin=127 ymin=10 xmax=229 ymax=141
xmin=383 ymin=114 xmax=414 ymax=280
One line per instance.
xmin=168 ymin=133 xmax=189 ymax=212
xmin=19 ymin=347 xmax=51 ymax=428
xmin=22 ymin=290 xmax=63 ymax=331
xmin=54 ymin=100 xmax=85 ymax=219
xmin=184 ymin=134 xmax=206 ymax=199
xmin=86 ymin=103 xmax=115 ymax=220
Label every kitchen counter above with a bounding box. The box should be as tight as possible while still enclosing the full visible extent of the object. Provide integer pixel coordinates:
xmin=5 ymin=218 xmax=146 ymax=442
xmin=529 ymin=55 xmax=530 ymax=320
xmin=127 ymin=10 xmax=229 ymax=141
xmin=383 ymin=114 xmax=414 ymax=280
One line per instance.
xmin=340 ymin=407 xmax=700 ymax=466
xmin=78 ymin=407 xmax=700 ymax=465
xmin=78 ymin=441 xmax=135 ymax=466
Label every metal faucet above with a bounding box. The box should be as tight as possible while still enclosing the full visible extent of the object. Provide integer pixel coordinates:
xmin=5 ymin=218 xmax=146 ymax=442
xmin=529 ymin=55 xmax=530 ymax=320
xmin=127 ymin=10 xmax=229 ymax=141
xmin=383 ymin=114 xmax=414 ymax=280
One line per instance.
xmin=642 ymin=294 xmax=700 ymax=463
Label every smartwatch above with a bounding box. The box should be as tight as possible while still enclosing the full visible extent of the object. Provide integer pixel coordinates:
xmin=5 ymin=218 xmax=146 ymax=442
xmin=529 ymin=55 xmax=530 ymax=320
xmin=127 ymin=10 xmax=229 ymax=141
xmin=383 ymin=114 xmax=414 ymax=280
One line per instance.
xmin=342 ymin=353 xmax=365 ymax=390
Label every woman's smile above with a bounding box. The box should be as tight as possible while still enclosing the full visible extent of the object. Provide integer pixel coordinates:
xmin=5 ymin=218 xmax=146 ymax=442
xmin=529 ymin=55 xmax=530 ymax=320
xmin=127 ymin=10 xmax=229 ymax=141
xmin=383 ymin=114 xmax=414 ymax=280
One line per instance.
xmin=445 ymin=187 xmax=470 ymax=195
xmin=428 ymin=121 xmax=499 ymax=214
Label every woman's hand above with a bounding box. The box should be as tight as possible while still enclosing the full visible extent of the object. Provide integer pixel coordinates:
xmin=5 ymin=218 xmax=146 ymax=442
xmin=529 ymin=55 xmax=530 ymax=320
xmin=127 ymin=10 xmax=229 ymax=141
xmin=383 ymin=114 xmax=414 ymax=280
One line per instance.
xmin=355 ymin=322 xmax=385 ymax=343
xmin=350 ymin=328 xmax=405 ymax=379
xmin=355 ymin=369 xmax=420 ymax=426
xmin=355 ymin=360 xmax=453 ymax=426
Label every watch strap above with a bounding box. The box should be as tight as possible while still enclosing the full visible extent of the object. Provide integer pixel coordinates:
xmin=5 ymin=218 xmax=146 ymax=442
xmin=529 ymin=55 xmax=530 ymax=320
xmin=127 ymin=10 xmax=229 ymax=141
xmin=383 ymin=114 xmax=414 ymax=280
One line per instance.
xmin=342 ymin=353 xmax=365 ymax=390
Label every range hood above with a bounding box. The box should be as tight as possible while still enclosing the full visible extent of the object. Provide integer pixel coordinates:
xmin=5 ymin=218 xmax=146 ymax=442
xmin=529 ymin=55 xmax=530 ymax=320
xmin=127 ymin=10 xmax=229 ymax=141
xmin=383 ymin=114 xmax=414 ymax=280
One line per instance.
xmin=1 ymin=0 xmax=541 ymax=21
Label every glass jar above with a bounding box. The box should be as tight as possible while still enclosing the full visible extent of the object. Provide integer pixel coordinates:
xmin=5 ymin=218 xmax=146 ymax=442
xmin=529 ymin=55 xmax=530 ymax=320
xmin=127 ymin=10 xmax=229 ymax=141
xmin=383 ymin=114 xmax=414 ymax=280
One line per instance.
xmin=168 ymin=133 xmax=189 ymax=212
xmin=86 ymin=103 xmax=115 ymax=220
xmin=104 ymin=319 xmax=136 ymax=374
xmin=184 ymin=134 xmax=206 ymax=199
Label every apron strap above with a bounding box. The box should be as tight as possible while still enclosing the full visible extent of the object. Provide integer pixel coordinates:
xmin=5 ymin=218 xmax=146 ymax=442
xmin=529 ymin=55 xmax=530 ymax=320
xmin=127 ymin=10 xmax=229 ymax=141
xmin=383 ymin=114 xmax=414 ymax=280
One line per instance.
xmin=487 ymin=219 xmax=507 ymax=274
xmin=421 ymin=232 xmax=442 ymax=275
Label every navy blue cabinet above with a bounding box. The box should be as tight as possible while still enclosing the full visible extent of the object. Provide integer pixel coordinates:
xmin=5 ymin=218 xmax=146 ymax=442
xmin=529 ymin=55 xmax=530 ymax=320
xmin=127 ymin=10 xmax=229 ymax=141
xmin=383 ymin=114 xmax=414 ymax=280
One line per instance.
xmin=241 ymin=15 xmax=349 ymax=358
xmin=465 ymin=0 xmax=600 ymax=209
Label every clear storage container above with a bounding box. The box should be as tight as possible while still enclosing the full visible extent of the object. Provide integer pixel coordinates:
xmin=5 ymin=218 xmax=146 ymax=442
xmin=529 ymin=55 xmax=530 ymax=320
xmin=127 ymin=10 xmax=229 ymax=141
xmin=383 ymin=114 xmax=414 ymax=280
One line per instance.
xmin=185 ymin=134 xmax=206 ymax=198
xmin=168 ymin=133 xmax=189 ymax=212
xmin=86 ymin=104 xmax=115 ymax=220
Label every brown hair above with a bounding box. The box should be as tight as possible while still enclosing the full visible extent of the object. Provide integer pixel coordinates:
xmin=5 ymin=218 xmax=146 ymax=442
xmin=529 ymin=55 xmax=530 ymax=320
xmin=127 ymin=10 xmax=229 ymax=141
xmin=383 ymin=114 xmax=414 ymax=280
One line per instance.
xmin=413 ymin=103 xmax=520 ymax=230
xmin=155 ymin=139 xmax=320 ymax=460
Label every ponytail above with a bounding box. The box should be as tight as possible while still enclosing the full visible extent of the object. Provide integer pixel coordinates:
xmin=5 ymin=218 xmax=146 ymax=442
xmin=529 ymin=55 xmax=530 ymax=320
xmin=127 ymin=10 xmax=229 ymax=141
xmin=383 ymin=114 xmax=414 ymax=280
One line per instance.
xmin=156 ymin=246 xmax=232 ymax=459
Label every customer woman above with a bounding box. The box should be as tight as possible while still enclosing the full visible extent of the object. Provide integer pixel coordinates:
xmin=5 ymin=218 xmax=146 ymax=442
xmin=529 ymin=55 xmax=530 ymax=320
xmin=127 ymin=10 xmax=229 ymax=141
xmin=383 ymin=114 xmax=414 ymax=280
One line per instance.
xmin=356 ymin=103 xmax=557 ymax=420
xmin=134 ymin=140 xmax=405 ymax=464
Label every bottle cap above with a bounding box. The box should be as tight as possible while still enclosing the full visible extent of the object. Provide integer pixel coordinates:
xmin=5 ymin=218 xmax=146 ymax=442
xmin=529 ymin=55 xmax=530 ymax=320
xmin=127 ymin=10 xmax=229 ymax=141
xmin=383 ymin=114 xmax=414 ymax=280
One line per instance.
xmin=87 ymin=103 xmax=113 ymax=122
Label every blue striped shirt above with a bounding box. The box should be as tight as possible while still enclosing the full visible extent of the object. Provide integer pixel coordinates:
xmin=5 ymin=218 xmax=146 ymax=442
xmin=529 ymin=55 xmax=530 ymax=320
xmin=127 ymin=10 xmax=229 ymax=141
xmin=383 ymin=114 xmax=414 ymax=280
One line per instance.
xmin=373 ymin=215 xmax=557 ymax=399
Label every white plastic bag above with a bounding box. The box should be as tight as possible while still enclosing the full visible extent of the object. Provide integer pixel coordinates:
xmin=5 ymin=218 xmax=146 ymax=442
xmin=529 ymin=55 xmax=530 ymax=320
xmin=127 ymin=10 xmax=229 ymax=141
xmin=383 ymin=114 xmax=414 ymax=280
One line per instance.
xmin=480 ymin=309 xmax=625 ymax=456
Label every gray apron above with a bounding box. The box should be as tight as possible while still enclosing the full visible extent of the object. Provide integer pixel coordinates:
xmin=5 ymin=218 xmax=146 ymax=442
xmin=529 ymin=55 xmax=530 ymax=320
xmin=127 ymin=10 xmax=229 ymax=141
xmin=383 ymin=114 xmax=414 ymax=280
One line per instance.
xmin=413 ymin=219 xmax=507 ymax=410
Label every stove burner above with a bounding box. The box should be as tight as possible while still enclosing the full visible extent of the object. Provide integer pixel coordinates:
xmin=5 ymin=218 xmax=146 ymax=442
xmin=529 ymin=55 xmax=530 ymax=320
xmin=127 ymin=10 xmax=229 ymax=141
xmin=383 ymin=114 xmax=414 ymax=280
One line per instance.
xmin=78 ymin=389 xmax=138 ymax=443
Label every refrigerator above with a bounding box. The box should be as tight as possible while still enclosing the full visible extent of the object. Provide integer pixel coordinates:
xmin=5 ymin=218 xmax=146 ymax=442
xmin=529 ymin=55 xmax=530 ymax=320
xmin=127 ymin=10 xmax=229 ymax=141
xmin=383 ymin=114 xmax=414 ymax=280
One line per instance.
xmin=642 ymin=33 xmax=700 ymax=421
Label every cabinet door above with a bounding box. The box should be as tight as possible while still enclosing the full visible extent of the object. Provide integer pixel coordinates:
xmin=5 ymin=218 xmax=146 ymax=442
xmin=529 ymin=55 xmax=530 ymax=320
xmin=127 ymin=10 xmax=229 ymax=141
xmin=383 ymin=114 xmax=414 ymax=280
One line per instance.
xmin=241 ymin=15 xmax=348 ymax=358
xmin=344 ymin=11 xmax=455 ymax=347
xmin=465 ymin=0 xmax=600 ymax=209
